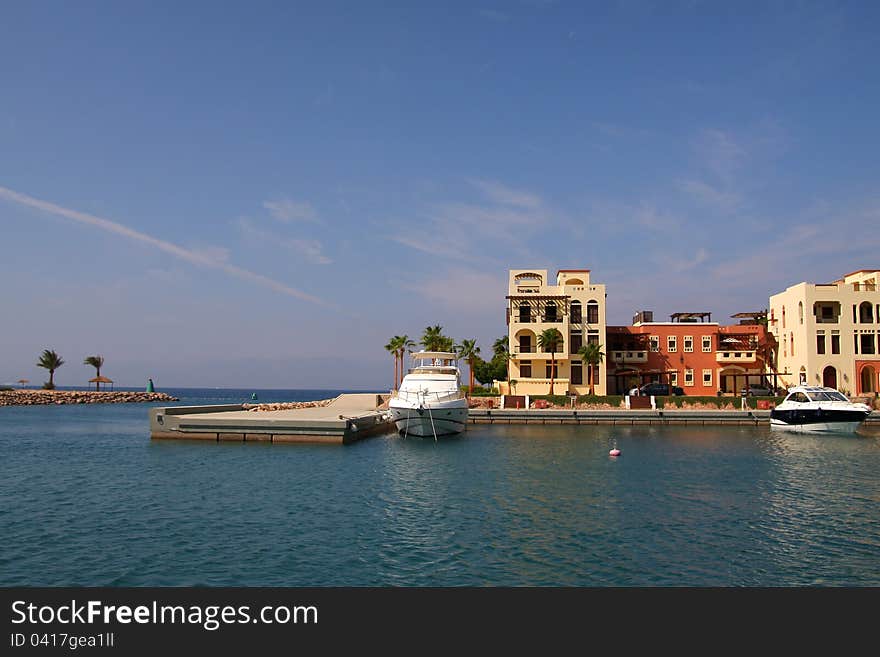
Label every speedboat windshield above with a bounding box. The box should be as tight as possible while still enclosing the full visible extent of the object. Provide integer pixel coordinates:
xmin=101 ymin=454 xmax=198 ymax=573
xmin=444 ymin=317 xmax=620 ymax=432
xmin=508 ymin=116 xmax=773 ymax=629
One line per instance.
xmin=807 ymin=390 xmax=849 ymax=402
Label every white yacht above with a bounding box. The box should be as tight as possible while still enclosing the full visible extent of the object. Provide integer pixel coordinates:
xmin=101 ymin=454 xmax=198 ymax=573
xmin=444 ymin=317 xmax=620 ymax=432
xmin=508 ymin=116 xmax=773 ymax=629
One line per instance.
xmin=388 ymin=351 xmax=469 ymax=438
xmin=770 ymin=386 xmax=871 ymax=434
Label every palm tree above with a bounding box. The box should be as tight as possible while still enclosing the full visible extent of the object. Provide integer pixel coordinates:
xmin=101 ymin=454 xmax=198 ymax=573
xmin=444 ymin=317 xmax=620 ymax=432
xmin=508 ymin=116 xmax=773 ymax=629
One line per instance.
xmin=84 ymin=355 xmax=105 ymax=391
xmin=385 ymin=337 xmax=400 ymax=391
xmin=537 ymin=328 xmax=563 ymax=395
xmin=396 ymin=335 xmax=416 ymax=388
xmin=578 ymin=343 xmax=606 ymax=395
xmin=491 ymin=336 xmax=513 ymax=392
xmin=492 ymin=336 xmax=509 ymax=356
xmin=456 ymin=339 xmax=480 ymax=394
xmin=421 ymin=325 xmax=445 ymax=351
xmin=37 ymin=349 xmax=65 ymax=390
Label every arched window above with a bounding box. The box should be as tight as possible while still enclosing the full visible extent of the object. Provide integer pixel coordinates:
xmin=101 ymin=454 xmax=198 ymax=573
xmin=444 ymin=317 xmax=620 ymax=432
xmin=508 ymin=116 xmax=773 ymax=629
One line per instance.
xmin=782 ymin=306 xmax=786 ymax=329
xmin=544 ymin=301 xmax=558 ymax=322
xmin=798 ymin=301 xmax=803 ymax=324
xmin=859 ymin=301 xmax=874 ymax=323
xmin=586 ymin=300 xmax=599 ymax=324
xmin=518 ymin=303 xmax=531 ymax=323
xmin=570 ymin=301 xmax=582 ymax=323
xmin=790 ymin=333 xmax=794 ymax=357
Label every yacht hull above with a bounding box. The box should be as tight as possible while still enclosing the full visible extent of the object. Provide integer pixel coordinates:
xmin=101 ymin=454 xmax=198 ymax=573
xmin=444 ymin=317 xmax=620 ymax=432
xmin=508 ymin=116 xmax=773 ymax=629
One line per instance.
xmin=388 ymin=401 xmax=468 ymax=437
xmin=769 ymin=409 xmax=869 ymax=434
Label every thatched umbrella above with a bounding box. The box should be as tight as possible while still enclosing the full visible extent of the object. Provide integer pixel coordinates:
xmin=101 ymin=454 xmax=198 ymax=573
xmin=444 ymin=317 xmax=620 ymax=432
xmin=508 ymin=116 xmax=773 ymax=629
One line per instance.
xmin=17 ymin=379 xmax=29 ymax=388
xmin=88 ymin=376 xmax=114 ymax=391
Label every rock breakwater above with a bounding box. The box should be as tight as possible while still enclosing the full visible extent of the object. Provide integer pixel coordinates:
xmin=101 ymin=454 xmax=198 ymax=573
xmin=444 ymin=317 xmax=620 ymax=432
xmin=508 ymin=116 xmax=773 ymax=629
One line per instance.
xmin=0 ymin=390 xmax=179 ymax=406
xmin=241 ymin=400 xmax=334 ymax=412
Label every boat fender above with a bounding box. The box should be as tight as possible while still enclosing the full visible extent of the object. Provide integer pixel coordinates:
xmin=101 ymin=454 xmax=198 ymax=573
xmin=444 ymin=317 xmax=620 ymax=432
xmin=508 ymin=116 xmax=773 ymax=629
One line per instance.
xmin=609 ymin=448 xmax=621 ymax=457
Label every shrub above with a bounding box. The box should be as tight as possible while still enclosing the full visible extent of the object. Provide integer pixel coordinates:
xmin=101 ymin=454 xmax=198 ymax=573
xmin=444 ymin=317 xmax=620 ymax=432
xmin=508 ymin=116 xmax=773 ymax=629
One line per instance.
xmin=577 ymin=395 xmax=624 ymax=407
xmin=42 ymin=382 xmax=55 ymax=390
xmin=530 ymin=395 xmax=573 ymax=407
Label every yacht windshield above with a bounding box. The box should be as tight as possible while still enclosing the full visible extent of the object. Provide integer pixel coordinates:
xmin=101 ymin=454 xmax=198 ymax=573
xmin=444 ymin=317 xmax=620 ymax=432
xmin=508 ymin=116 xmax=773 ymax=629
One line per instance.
xmin=807 ymin=391 xmax=849 ymax=402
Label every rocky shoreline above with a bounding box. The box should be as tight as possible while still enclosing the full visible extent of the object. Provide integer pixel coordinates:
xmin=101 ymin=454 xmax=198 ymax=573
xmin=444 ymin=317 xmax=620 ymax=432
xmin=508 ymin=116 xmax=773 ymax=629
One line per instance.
xmin=0 ymin=390 xmax=179 ymax=406
xmin=241 ymin=400 xmax=334 ymax=412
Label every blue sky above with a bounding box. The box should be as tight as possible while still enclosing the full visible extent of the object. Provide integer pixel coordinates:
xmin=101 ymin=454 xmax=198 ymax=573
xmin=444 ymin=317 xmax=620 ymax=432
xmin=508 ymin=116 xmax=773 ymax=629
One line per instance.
xmin=2 ymin=1 xmax=878 ymax=388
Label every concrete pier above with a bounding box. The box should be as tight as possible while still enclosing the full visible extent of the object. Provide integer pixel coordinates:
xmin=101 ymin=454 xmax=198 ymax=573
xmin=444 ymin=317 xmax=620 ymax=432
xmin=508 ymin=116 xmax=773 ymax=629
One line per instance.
xmin=469 ymin=408 xmax=880 ymax=429
xmin=150 ymin=393 xmax=393 ymax=444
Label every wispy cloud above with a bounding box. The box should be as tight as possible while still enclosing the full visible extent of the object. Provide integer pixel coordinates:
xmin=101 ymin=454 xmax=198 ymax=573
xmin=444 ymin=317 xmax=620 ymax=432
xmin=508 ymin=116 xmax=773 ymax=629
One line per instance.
xmin=477 ymin=9 xmax=510 ymax=23
xmin=710 ymin=202 xmax=880 ymax=292
xmin=694 ymin=128 xmax=747 ymax=182
xmin=385 ymin=179 xmax=550 ymax=265
xmin=653 ymin=246 xmax=710 ymax=274
xmin=237 ymin=217 xmax=332 ymax=265
xmin=0 ymin=186 xmax=332 ymax=307
xmin=189 ymin=245 xmax=231 ymax=263
xmin=262 ymin=198 xmax=318 ymax=223
xmin=398 ymin=268 xmax=507 ymax=315
xmin=677 ymin=178 xmax=741 ymax=213
xmin=469 ymin=179 xmax=541 ymax=209
xmin=634 ymin=203 xmax=683 ymax=231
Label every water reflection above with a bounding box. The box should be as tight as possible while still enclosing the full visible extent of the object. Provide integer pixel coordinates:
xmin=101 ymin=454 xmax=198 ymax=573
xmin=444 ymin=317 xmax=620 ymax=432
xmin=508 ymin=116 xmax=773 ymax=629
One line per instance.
xmin=2 ymin=407 xmax=879 ymax=586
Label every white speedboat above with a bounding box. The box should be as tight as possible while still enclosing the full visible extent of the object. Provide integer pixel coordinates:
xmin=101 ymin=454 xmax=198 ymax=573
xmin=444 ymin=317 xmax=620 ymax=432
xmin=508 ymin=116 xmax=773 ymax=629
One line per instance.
xmin=388 ymin=351 xmax=468 ymax=438
xmin=769 ymin=386 xmax=871 ymax=434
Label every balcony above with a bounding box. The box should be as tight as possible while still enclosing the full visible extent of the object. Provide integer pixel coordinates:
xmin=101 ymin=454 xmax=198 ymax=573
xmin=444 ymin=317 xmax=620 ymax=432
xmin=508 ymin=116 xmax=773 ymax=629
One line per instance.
xmin=611 ymin=351 xmax=648 ymax=363
xmin=513 ymin=345 xmax=569 ymax=362
xmin=507 ymin=378 xmax=571 ymax=394
xmin=716 ymin=351 xmax=757 ymax=363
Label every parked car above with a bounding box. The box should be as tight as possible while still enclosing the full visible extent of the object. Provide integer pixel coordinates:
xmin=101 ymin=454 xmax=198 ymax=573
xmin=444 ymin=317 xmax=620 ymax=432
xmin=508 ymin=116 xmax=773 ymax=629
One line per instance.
xmin=745 ymin=384 xmax=774 ymax=397
xmin=638 ymin=383 xmax=684 ymax=396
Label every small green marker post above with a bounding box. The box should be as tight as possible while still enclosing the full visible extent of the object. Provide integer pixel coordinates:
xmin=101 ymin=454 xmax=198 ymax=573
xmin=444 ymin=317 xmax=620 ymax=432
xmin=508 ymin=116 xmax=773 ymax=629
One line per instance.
xmin=146 ymin=378 xmax=155 ymax=393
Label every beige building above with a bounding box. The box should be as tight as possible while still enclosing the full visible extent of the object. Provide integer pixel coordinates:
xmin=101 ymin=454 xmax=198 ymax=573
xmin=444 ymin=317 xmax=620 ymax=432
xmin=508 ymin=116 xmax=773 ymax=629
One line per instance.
xmin=501 ymin=269 xmax=607 ymax=396
xmin=769 ymin=269 xmax=880 ymax=396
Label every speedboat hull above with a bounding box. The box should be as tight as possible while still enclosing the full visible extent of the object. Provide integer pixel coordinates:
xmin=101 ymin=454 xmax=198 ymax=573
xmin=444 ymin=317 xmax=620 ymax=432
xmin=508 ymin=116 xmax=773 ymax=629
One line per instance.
xmin=769 ymin=408 xmax=870 ymax=434
xmin=388 ymin=400 xmax=468 ymax=437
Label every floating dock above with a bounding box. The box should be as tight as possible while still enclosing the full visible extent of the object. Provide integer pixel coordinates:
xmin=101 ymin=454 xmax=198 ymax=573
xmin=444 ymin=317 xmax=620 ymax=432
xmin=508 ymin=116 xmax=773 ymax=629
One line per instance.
xmin=150 ymin=393 xmax=393 ymax=444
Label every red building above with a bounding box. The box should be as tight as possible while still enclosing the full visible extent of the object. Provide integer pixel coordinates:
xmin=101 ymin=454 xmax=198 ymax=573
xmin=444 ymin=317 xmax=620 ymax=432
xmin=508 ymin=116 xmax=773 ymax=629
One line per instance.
xmin=606 ymin=311 xmax=773 ymax=395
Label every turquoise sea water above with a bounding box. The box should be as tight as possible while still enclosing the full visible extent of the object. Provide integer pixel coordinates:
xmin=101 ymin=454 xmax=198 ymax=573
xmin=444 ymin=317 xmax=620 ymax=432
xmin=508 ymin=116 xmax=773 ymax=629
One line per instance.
xmin=1 ymin=388 xmax=879 ymax=586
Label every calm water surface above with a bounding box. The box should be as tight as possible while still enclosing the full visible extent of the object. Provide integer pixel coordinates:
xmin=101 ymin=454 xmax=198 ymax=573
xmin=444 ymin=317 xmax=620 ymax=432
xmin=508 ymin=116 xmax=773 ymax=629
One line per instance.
xmin=1 ymin=388 xmax=879 ymax=586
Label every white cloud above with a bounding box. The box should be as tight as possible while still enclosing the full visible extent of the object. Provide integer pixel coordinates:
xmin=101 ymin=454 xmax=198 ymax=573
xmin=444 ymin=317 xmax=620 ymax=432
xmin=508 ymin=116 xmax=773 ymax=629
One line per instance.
xmin=695 ymin=128 xmax=747 ymax=181
xmin=635 ymin=204 xmax=683 ymax=231
xmin=189 ymin=245 xmax=231 ymax=263
xmin=237 ymin=217 xmax=332 ymax=265
xmin=398 ymin=269 xmax=507 ymax=314
xmin=477 ymin=9 xmax=510 ymax=22
xmin=469 ymin=179 xmax=541 ymax=209
xmin=677 ymin=178 xmax=741 ymax=213
xmin=262 ymin=198 xmax=318 ymax=223
xmin=0 ymin=186 xmax=331 ymax=307
xmin=286 ymin=239 xmax=332 ymax=265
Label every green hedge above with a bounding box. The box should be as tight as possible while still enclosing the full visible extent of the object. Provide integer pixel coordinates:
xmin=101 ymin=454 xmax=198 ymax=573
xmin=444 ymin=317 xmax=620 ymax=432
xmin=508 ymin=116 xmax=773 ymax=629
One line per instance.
xmin=463 ymin=385 xmax=500 ymax=397
xmin=530 ymin=394 xmax=626 ymax=407
xmin=655 ymin=396 xmax=785 ymax=409
xmin=578 ymin=395 xmax=625 ymax=406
